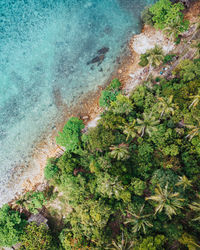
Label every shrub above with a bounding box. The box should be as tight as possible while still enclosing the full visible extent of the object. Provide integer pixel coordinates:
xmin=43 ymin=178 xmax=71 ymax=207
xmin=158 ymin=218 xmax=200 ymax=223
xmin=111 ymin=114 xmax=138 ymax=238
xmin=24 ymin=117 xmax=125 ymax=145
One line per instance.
xmin=44 ymin=158 xmax=59 ymax=180
xmin=99 ymin=79 xmax=121 ymax=108
xmin=155 ymin=77 xmax=161 ymax=82
xmin=131 ymin=178 xmax=147 ymax=196
xmin=141 ymin=6 xmax=154 ymax=26
xmin=173 ymin=59 xmax=200 ymax=82
xmin=18 ymin=191 xmax=46 ymax=214
xmin=139 ymin=53 xmax=149 ymax=67
xmin=56 ymin=117 xmax=84 ymax=152
xmin=20 ymin=223 xmax=53 ymax=250
xmin=0 ymin=204 xmax=26 ymax=247
xmin=110 ymin=94 xmax=133 ymax=115
xmin=87 ymin=125 xmax=117 ymax=151
xmin=150 ymin=0 xmax=185 ymax=30
xmin=135 ymin=235 xmax=166 ymax=250
xmin=163 ymin=54 xmax=175 ymax=64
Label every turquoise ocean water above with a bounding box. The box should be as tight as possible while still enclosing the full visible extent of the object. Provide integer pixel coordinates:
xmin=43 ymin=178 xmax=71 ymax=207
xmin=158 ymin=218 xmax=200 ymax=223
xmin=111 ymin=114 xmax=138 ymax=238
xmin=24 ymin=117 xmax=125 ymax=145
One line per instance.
xmin=0 ymin=0 xmax=156 ymax=205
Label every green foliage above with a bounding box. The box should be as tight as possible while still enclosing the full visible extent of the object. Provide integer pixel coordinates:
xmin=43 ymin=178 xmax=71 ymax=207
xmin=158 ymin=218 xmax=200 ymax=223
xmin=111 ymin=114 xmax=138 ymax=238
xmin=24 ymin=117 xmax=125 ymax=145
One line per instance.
xmin=150 ymin=0 xmax=186 ymax=30
xmin=189 ymin=194 xmax=200 ymax=222
xmin=96 ymin=172 xmax=131 ymax=203
xmin=125 ymin=204 xmax=153 ymax=234
xmin=131 ymin=85 xmax=147 ymax=109
xmin=136 ymin=113 xmax=160 ymax=137
xmin=18 ymin=191 xmax=46 ymax=214
xmin=44 ymin=158 xmax=59 ymax=180
xmin=139 ymin=53 xmax=149 ymax=67
xmin=141 ymin=6 xmax=154 ymax=26
xmin=0 ymin=204 xmax=26 ymax=247
xmin=86 ymin=125 xmax=117 ymax=151
xmin=20 ymin=223 xmax=53 ymax=250
xmin=173 ymin=59 xmax=200 ymax=82
xmin=56 ymin=117 xmax=84 ymax=152
xmin=151 ymin=169 xmax=179 ymax=190
xmin=135 ymin=235 xmax=166 ymax=250
xmin=146 ymin=184 xmax=184 ymax=219
xmin=131 ymin=178 xmax=147 ymax=196
xmin=139 ymin=46 xmax=164 ymax=68
xmin=110 ymin=143 xmax=130 ymax=161
xmin=163 ymin=54 xmax=175 ymax=64
xmin=179 ymin=232 xmax=200 ymax=249
xmin=99 ymin=79 xmax=121 ymax=108
xmin=110 ymin=94 xmax=133 ymax=115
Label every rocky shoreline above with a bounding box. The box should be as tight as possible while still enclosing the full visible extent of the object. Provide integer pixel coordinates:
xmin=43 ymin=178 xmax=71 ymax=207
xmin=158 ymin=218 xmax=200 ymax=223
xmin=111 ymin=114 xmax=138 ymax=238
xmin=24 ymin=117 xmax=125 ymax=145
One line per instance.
xmin=5 ymin=0 xmax=200 ymax=207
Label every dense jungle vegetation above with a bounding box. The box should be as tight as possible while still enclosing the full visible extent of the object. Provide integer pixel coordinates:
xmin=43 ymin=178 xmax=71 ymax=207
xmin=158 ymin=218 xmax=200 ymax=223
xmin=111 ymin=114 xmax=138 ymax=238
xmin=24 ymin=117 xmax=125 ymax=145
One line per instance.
xmin=0 ymin=0 xmax=199 ymax=249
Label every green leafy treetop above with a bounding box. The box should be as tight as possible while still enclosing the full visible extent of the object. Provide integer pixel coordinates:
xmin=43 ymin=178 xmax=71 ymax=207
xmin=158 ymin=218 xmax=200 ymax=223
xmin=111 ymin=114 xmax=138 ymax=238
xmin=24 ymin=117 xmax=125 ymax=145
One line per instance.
xmin=56 ymin=117 xmax=84 ymax=152
xmin=20 ymin=222 xmax=53 ymax=250
xmin=146 ymin=184 xmax=184 ymax=219
xmin=135 ymin=235 xmax=166 ymax=250
xmin=139 ymin=46 xmax=164 ymax=68
xmin=150 ymin=0 xmax=185 ymax=30
xmin=99 ymin=78 xmax=121 ymax=108
xmin=0 ymin=204 xmax=26 ymax=247
xmin=44 ymin=158 xmax=59 ymax=180
xmin=110 ymin=94 xmax=133 ymax=115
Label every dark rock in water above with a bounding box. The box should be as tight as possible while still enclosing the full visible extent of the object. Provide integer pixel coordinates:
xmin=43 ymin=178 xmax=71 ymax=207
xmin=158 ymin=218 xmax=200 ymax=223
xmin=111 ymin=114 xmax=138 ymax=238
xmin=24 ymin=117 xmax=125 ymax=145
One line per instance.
xmin=90 ymin=65 xmax=94 ymax=70
xmin=99 ymin=67 xmax=103 ymax=72
xmin=97 ymin=47 xmax=109 ymax=55
xmin=87 ymin=47 xmax=109 ymax=66
xmin=87 ymin=54 xmax=105 ymax=65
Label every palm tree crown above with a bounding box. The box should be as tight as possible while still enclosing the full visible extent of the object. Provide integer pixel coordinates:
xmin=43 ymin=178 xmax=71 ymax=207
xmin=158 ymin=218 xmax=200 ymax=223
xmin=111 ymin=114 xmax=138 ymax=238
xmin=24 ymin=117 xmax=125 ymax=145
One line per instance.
xmin=189 ymin=194 xmax=200 ymax=221
xmin=146 ymin=45 xmax=164 ymax=68
xmin=110 ymin=143 xmax=130 ymax=161
xmin=176 ymin=175 xmax=192 ymax=190
xmin=163 ymin=17 xmax=184 ymax=41
xmin=157 ymin=95 xmax=177 ymax=118
xmin=123 ymin=120 xmax=137 ymax=141
xmin=146 ymin=183 xmax=184 ymax=219
xmin=186 ymin=117 xmax=200 ymax=140
xmin=106 ymin=233 xmax=135 ymax=250
xmin=124 ymin=204 xmax=153 ymax=234
xmin=136 ymin=113 xmax=160 ymax=137
xmin=189 ymin=89 xmax=200 ymax=109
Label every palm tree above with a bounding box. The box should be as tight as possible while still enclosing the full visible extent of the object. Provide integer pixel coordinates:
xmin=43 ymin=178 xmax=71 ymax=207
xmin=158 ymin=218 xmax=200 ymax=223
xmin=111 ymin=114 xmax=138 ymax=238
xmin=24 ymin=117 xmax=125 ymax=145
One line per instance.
xmin=124 ymin=205 xmax=153 ymax=234
xmin=157 ymin=95 xmax=177 ymax=118
xmin=106 ymin=233 xmax=135 ymax=250
xmin=123 ymin=120 xmax=137 ymax=141
xmin=185 ymin=118 xmax=200 ymax=140
xmin=176 ymin=175 xmax=192 ymax=191
xmin=144 ymin=45 xmax=164 ymax=80
xmin=163 ymin=17 xmax=184 ymax=42
xmin=189 ymin=194 xmax=200 ymax=221
xmin=189 ymin=89 xmax=200 ymax=109
xmin=146 ymin=45 xmax=165 ymax=68
xmin=110 ymin=143 xmax=130 ymax=161
xmin=135 ymin=113 xmax=160 ymax=137
xmin=146 ymin=184 xmax=184 ymax=219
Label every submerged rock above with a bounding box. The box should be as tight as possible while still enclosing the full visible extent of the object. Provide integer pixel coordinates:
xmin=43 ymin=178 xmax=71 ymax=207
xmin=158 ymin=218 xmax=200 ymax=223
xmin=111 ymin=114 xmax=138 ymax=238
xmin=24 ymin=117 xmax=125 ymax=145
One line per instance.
xmin=87 ymin=54 xmax=105 ymax=66
xmin=97 ymin=47 xmax=109 ymax=55
xmin=87 ymin=47 xmax=109 ymax=66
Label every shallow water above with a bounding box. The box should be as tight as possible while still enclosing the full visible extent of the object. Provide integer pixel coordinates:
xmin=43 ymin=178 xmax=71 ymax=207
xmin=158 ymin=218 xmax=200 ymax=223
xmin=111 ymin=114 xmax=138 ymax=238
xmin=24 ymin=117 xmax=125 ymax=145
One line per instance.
xmin=0 ymin=0 xmax=156 ymax=205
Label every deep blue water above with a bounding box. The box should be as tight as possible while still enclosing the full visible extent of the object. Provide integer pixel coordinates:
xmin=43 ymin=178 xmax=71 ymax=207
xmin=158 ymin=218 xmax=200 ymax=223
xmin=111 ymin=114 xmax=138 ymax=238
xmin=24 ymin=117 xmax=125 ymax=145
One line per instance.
xmin=0 ymin=0 xmax=156 ymax=205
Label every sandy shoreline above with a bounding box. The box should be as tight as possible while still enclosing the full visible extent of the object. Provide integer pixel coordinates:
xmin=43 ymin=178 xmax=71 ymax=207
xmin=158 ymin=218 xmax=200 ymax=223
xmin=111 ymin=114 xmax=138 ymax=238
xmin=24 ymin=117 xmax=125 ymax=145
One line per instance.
xmin=4 ymin=0 xmax=200 ymax=207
